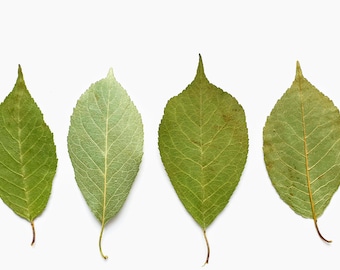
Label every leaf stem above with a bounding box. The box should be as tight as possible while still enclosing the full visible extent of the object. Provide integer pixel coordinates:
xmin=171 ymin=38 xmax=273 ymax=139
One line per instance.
xmin=30 ymin=221 xmax=36 ymax=246
xmin=314 ymin=219 xmax=331 ymax=243
xmin=99 ymin=225 xmax=108 ymax=259
xmin=202 ymin=229 xmax=210 ymax=266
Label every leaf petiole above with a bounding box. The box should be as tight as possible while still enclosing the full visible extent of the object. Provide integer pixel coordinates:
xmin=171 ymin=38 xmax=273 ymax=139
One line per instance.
xmin=99 ymin=224 xmax=108 ymax=259
xmin=314 ymin=219 xmax=331 ymax=243
xmin=30 ymin=221 xmax=36 ymax=246
xmin=202 ymin=229 xmax=210 ymax=266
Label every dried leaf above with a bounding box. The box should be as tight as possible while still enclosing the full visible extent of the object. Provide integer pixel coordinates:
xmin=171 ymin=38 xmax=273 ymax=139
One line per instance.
xmin=158 ymin=55 xmax=248 ymax=264
xmin=68 ymin=68 xmax=143 ymax=259
xmin=263 ymin=62 xmax=340 ymax=242
xmin=0 ymin=65 xmax=57 ymax=245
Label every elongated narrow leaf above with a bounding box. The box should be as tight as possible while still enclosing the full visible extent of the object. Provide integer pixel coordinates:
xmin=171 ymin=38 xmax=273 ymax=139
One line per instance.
xmin=0 ymin=65 xmax=57 ymax=245
xmin=158 ymin=55 xmax=248 ymax=264
xmin=263 ymin=62 xmax=340 ymax=242
xmin=67 ymin=68 xmax=143 ymax=259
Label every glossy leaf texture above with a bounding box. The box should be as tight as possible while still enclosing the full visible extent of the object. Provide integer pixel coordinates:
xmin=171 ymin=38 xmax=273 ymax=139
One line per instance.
xmin=158 ymin=55 xmax=248 ymax=264
xmin=263 ymin=62 xmax=340 ymax=242
xmin=67 ymin=68 xmax=143 ymax=259
xmin=0 ymin=65 xmax=57 ymax=245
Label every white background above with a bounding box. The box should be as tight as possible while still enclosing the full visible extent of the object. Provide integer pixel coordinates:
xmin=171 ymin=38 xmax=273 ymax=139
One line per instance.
xmin=1 ymin=1 xmax=340 ymax=269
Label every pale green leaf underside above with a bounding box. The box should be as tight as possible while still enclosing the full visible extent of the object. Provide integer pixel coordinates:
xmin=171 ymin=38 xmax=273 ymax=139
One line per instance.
xmin=158 ymin=56 xmax=248 ymax=229
xmin=0 ymin=65 xmax=57 ymax=222
xmin=263 ymin=62 xmax=340 ymax=220
xmin=67 ymin=68 xmax=143 ymax=226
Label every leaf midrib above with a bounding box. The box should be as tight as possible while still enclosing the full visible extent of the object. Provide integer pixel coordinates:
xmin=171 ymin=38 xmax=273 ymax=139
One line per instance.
xmin=17 ymin=91 xmax=30 ymax=220
xmin=298 ymin=77 xmax=317 ymax=222
xmin=102 ymin=91 xmax=110 ymax=226
xmin=199 ymin=86 xmax=206 ymax=228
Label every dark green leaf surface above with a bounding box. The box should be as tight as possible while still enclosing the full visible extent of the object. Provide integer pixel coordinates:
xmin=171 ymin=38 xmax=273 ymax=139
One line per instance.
xmin=67 ymin=68 xmax=143 ymax=259
xmin=263 ymin=62 xmax=340 ymax=242
xmin=0 ymin=65 xmax=57 ymax=245
xmin=158 ymin=55 xmax=248 ymax=263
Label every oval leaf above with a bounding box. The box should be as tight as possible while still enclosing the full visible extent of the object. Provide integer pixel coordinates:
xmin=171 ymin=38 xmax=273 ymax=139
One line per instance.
xmin=263 ymin=62 xmax=340 ymax=242
xmin=158 ymin=55 xmax=248 ymax=264
xmin=0 ymin=65 xmax=57 ymax=245
xmin=67 ymin=68 xmax=143 ymax=259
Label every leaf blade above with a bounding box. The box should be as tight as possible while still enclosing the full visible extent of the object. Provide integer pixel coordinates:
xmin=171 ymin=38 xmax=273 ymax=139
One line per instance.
xmin=67 ymin=68 xmax=143 ymax=258
xmin=263 ymin=61 xmax=340 ymax=241
xmin=0 ymin=65 xmax=57 ymax=244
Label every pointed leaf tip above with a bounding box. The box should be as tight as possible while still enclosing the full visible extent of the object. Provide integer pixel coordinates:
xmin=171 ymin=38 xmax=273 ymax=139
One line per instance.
xmin=195 ymin=54 xmax=207 ymax=80
xmin=15 ymin=65 xmax=26 ymax=88
xmin=107 ymin=67 xmax=115 ymax=79
xmin=17 ymin=64 xmax=23 ymax=79
xmin=295 ymin=61 xmax=303 ymax=79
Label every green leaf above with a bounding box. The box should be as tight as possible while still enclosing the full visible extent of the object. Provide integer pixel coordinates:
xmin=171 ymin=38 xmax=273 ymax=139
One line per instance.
xmin=158 ymin=55 xmax=248 ymax=264
xmin=0 ymin=65 xmax=57 ymax=245
xmin=67 ymin=68 xmax=143 ymax=259
xmin=263 ymin=62 xmax=340 ymax=242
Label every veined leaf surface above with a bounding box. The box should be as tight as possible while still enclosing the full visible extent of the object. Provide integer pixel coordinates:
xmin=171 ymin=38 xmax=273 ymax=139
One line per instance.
xmin=67 ymin=68 xmax=143 ymax=259
xmin=0 ymin=65 xmax=57 ymax=245
xmin=158 ymin=55 xmax=248 ymax=264
xmin=263 ymin=62 xmax=340 ymax=242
